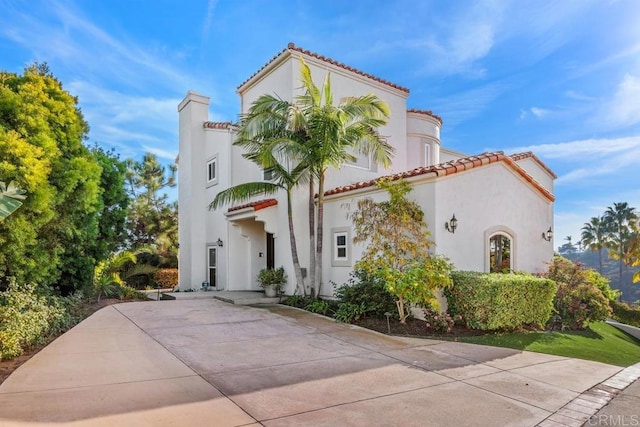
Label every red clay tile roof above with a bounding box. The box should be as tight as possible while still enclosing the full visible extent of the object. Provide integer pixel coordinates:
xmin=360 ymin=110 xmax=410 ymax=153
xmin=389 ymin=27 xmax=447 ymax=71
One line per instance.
xmin=323 ymin=152 xmax=555 ymax=202
xmin=238 ymin=43 xmax=410 ymax=94
xmin=407 ymin=109 xmax=443 ymax=126
xmin=509 ymin=151 xmax=557 ymax=179
xmin=228 ymin=198 xmax=278 ymax=212
xmin=204 ymin=121 xmax=233 ymax=129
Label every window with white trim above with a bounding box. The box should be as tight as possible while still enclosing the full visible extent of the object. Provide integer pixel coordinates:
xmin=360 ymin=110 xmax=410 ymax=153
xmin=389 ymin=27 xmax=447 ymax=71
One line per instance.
xmin=331 ymin=227 xmax=351 ymax=267
xmin=206 ymin=156 xmax=218 ymax=186
xmin=424 ymin=143 xmax=431 ymax=166
xmin=263 ymin=168 xmax=275 ymax=181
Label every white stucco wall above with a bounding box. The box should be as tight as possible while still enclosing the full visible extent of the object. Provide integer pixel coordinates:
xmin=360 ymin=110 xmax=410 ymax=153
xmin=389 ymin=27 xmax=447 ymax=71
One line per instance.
xmin=432 ymin=163 xmax=554 ymax=274
xmin=178 ymin=92 xmax=210 ymax=290
xmin=513 ymin=157 xmax=555 ymax=194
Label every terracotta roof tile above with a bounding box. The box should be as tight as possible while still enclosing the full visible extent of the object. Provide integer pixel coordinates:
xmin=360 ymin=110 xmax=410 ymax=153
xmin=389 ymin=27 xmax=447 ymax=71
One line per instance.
xmin=407 ymin=109 xmax=443 ymax=125
xmin=509 ymin=151 xmax=558 ymax=179
xmin=323 ymin=152 xmax=555 ymax=202
xmin=228 ymin=198 xmax=278 ymax=212
xmin=238 ymin=43 xmax=410 ymax=93
xmin=204 ymin=121 xmax=233 ymax=129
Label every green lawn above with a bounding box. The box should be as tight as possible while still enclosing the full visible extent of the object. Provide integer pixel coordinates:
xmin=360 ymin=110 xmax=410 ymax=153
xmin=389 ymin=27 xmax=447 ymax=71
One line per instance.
xmin=459 ymin=322 xmax=640 ymax=367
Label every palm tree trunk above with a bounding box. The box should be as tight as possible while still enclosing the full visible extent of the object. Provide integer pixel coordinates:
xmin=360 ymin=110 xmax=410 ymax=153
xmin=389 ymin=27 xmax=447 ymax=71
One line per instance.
xmin=598 ymin=248 xmax=603 ymax=275
xmin=287 ymin=190 xmax=305 ymax=295
xmin=314 ymin=172 xmax=325 ymax=298
xmin=308 ymin=179 xmax=315 ymax=297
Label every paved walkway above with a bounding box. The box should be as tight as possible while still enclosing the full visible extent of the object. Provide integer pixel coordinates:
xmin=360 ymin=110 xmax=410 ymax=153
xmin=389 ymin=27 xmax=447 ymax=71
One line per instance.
xmin=0 ymin=299 xmax=638 ymax=426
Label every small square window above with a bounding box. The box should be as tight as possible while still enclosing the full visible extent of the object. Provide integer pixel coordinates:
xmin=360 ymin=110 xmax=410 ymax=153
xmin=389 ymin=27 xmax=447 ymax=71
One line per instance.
xmin=263 ymin=168 xmax=275 ymax=181
xmin=334 ymin=232 xmax=348 ymax=261
xmin=207 ymin=156 xmax=218 ymax=186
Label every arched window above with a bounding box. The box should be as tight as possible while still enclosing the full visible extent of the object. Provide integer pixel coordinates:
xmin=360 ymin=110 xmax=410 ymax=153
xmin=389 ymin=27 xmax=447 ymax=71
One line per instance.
xmin=489 ymin=233 xmax=512 ymax=273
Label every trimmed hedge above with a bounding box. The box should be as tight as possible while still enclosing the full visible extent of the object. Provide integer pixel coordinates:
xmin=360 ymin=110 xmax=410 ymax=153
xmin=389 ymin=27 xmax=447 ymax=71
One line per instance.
xmin=446 ymin=271 xmax=557 ymax=331
xmin=611 ymin=301 xmax=640 ymax=328
xmin=154 ymin=269 xmax=179 ymax=288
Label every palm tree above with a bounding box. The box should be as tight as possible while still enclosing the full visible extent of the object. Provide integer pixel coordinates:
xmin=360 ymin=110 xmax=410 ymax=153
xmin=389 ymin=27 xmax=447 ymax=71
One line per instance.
xmin=294 ymin=59 xmax=394 ymax=297
xmin=94 ymin=250 xmax=137 ymax=302
xmin=0 ymin=181 xmax=26 ymax=220
xmin=603 ymin=202 xmax=638 ymax=286
xmin=581 ymin=216 xmax=608 ymax=274
xmin=209 ymin=95 xmax=309 ymax=295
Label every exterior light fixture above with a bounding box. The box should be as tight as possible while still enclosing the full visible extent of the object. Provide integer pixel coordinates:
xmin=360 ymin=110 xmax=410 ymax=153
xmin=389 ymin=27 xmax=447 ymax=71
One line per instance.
xmin=216 ymin=238 xmax=223 ymax=247
xmin=445 ymin=214 xmax=458 ymax=234
xmin=542 ymin=227 xmax=553 ymax=242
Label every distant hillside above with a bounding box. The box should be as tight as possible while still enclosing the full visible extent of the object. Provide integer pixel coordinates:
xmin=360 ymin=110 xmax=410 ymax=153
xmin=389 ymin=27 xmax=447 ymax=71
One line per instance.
xmin=562 ymin=248 xmax=639 ymax=303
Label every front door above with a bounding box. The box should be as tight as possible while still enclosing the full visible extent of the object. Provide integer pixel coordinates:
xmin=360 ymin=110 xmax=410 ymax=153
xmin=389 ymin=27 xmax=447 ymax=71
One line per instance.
xmin=266 ymin=233 xmax=275 ymax=269
xmin=208 ymin=246 xmax=217 ymax=288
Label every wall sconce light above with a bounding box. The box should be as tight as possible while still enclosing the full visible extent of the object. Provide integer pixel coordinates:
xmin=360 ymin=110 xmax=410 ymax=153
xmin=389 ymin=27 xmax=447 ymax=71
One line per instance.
xmin=542 ymin=227 xmax=553 ymax=242
xmin=445 ymin=214 xmax=458 ymax=234
xmin=216 ymin=238 xmax=223 ymax=247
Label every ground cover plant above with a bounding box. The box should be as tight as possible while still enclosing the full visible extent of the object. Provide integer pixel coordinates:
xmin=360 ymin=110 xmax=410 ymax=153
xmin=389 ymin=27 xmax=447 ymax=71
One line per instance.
xmin=458 ymin=322 xmax=640 ymax=367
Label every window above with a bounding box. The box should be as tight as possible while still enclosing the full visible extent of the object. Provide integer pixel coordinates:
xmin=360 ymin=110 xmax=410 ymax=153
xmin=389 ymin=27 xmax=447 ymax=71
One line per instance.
xmin=331 ymin=227 xmax=351 ymax=267
xmin=206 ymin=156 xmax=218 ymax=186
xmin=347 ymin=153 xmax=371 ymax=170
xmin=335 ymin=232 xmax=348 ymax=260
xmin=424 ymin=143 xmax=431 ymax=166
xmin=489 ymin=234 xmax=512 ymax=273
xmin=207 ymin=246 xmax=217 ymax=288
xmin=263 ymin=168 xmax=275 ymax=181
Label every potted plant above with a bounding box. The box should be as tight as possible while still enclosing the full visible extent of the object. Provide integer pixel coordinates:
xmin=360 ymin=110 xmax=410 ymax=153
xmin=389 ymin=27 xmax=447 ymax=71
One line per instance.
xmin=257 ymin=267 xmax=287 ymax=297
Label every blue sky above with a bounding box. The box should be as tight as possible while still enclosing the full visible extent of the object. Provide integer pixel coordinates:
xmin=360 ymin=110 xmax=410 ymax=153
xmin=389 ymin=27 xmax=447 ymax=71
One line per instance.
xmin=1 ymin=0 xmax=639 ymax=247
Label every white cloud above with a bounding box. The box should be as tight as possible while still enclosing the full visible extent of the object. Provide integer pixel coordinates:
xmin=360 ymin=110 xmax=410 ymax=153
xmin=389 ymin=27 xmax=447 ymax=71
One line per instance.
xmin=511 ymin=136 xmax=640 ymax=158
xmin=600 ymin=74 xmax=640 ymax=128
xmin=431 ymin=82 xmax=508 ymax=126
xmin=143 ymin=146 xmax=178 ymax=161
xmin=530 ymin=107 xmax=550 ymax=118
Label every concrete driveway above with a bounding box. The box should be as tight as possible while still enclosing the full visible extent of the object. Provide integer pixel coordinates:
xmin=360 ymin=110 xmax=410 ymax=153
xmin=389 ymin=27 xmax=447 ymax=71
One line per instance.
xmin=0 ymin=299 xmax=636 ymax=426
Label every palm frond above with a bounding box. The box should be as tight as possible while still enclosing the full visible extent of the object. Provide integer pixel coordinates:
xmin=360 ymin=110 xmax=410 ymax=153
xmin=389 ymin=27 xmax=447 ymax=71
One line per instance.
xmin=209 ymin=182 xmax=281 ymax=210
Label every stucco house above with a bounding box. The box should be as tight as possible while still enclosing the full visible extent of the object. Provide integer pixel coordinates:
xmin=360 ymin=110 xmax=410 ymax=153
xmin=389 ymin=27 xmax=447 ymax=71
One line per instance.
xmin=177 ymin=43 xmax=556 ymax=296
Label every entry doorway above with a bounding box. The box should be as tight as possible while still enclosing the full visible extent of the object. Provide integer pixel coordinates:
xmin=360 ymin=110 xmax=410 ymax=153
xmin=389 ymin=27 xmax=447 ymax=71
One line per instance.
xmin=266 ymin=233 xmax=275 ymax=269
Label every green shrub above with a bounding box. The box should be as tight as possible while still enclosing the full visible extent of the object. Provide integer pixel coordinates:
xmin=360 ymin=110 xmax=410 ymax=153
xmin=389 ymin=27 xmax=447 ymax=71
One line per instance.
xmin=423 ymin=307 xmax=456 ymax=334
xmin=281 ymin=294 xmax=312 ymax=308
xmin=446 ymin=271 xmax=556 ymax=331
xmin=544 ymin=256 xmax=612 ymax=329
xmin=304 ymin=299 xmax=331 ymax=315
xmin=334 ymin=302 xmax=367 ymax=323
xmin=0 ymin=280 xmax=65 ymax=360
xmin=119 ymin=286 xmax=146 ymax=300
xmin=611 ymin=301 xmax=640 ymax=328
xmin=154 ymin=269 xmax=179 ymax=288
xmin=334 ymin=270 xmax=397 ymax=318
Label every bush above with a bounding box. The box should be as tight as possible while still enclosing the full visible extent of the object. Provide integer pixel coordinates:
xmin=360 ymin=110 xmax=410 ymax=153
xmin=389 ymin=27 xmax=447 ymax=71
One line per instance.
xmin=611 ymin=301 xmax=640 ymax=328
xmin=544 ymin=256 xmax=612 ymax=329
xmin=423 ymin=308 xmax=455 ymax=334
xmin=334 ymin=302 xmax=367 ymax=323
xmin=446 ymin=271 xmax=556 ymax=331
xmin=334 ymin=270 xmax=397 ymax=318
xmin=0 ymin=280 xmax=65 ymax=360
xmin=304 ymin=299 xmax=331 ymax=315
xmin=119 ymin=285 xmax=147 ymax=301
xmin=154 ymin=269 xmax=179 ymax=288
xmin=281 ymin=294 xmax=313 ymax=309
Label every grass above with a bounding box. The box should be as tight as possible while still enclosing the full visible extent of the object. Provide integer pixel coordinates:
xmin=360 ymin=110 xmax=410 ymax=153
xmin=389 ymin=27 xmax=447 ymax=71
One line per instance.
xmin=459 ymin=322 xmax=640 ymax=367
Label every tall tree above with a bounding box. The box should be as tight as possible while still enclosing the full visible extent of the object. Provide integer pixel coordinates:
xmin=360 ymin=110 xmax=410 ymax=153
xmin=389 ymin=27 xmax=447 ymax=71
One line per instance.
xmin=349 ymin=179 xmax=452 ymax=323
xmin=294 ymin=58 xmax=394 ymax=297
xmin=0 ymin=64 xmax=103 ymax=292
xmin=603 ymin=202 xmax=638 ymax=287
xmin=88 ymin=146 xmax=130 ymax=259
xmin=125 ymin=153 xmax=178 ymax=267
xmin=209 ymin=95 xmax=309 ymax=293
xmin=581 ymin=216 xmax=608 ymax=274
